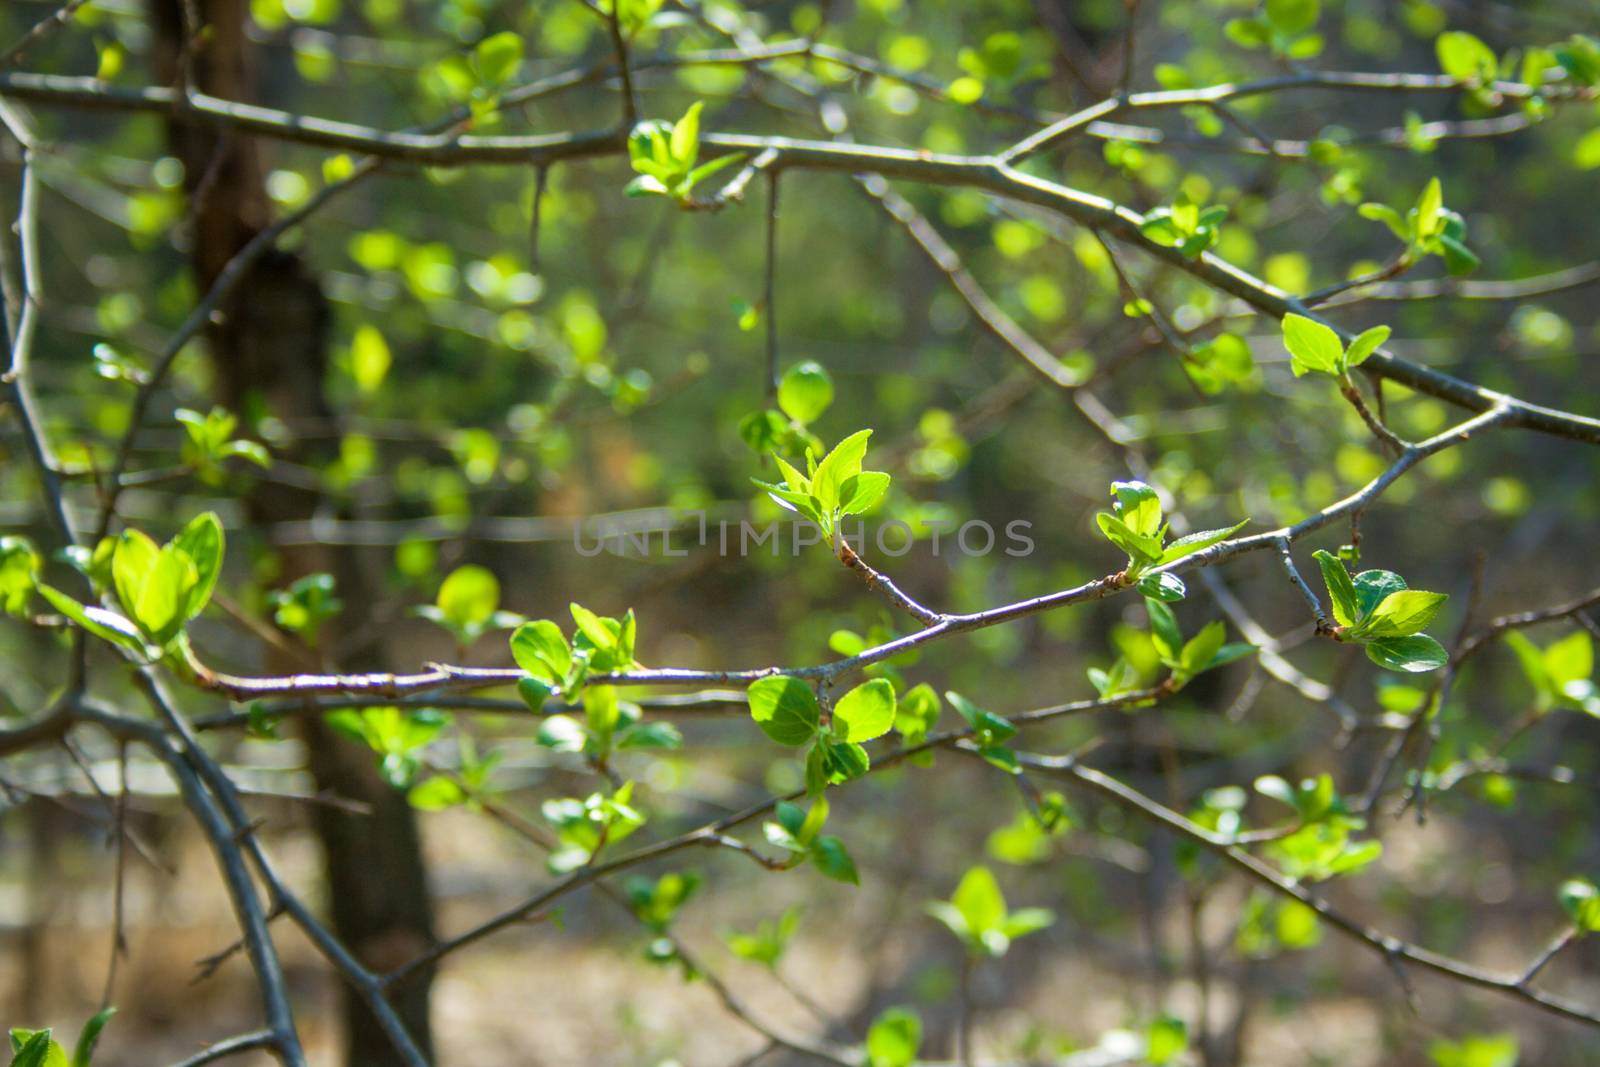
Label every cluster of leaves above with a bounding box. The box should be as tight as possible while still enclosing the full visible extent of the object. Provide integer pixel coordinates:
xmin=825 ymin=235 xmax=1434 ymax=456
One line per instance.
xmin=946 ymin=691 xmax=1020 ymax=773
xmin=752 ymin=429 xmax=891 ymax=547
xmin=175 ymin=406 xmax=270 ymax=484
xmin=740 ymin=361 xmax=833 ymax=459
xmin=986 ymin=792 xmax=1074 ymax=866
xmin=425 ymin=30 xmax=525 ymax=122
xmin=267 ymin=572 xmax=342 ymax=648
xmin=747 ymin=675 xmax=896 ymax=794
xmin=1183 ymin=332 xmax=1257 ymax=395
xmin=723 ymin=906 xmax=801 ymax=968
xmin=1314 ymin=550 xmax=1449 ymax=672
xmin=511 ymin=604 xmax=639 ymax=706
xmin=1225 ymin=0 xmax=1324 ymax=60
xmin=1257 ymin=773 xmax=1383 ymax=883
xmin=327 ymin=706 xmax=446 ymax=789
xmin=542 ymin=781 xmax=646 ymax=873
xmin=926 ymin=865 xmax=1054 ymax=958
xmin=40 ymin=513 xmax=224 ymax=663
xmin=8 ymin=1009 xmax=114 ymax=1067
xmin=1142 ymin=598 xmax=1256 ymax=691
xmin=627 ymin=870 xmax=700 ymax=965
xmin=1280 ymin=314 xmax=1392 ymax=380
xmin=626 ymin=102 xmax=743 ymax=204
xmin=1180 ymin=774 xmax=1381 ymax=957
xmin=1138 ymin=192 xmax=1228 ymax=258
xmin=763 ymin=796 xmax=858 ymax=884
xmin=1095 ymin=481 xmax=1246 ymax=602
xmin=1503 ymin=628 xmax=1597 ymax=718
xmin=414 ymin=563 xmax=521 ymax=647
xmin=537 ymin=683 xmax=682 ymax=762
xmin=1358 ymin=177 xmax=1480 ymax=275
xmin=406 ymin=736 xmax=502 ymax=812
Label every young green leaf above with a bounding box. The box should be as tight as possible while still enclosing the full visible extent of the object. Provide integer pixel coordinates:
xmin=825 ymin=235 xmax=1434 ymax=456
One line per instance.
xmin=1343 ymin=325 xmax=1391 ymax=369
xmin=747 ymin=676 xmax=822 ymax=746
xmin=511 ymin=620 xmax=571 ymax=682
xmin=833 ymin=679 xmax=896 ymax=743
xmin=1436 ymin=30 xmax=1497 ymax=83
xmin=777 ymin=361 xmax=834 ymax=424
xmin=71 ymin=1008 xmax=115 ymax=1067
xmin=1159 ymin=520 xmax=1248 ymax=564
xmin=172 ymin=512 xmax=224 ymax=620
xmin=1361 ymin=589 xmax=1448 ymax=638
xmin=1281 ymin=313 xmax=1343 ymax=376
xmin=1313 ymin=550 xmax=1360 ymax=627
xmin=37 ymin=586 xmax=150 ymax=658
xmin=1366 ymin=634 xmax=1449 ymax=673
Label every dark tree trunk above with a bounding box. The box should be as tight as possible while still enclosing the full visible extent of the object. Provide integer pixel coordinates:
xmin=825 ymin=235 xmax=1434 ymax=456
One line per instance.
xmin=147 ymin=3 xmax=436 ymax=1062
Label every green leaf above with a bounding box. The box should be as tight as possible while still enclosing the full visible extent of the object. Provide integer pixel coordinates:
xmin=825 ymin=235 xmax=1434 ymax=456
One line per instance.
xmin=1366 ymin=634 xmax=1449 ymax=673
xmin=1159 ymin=520 xmax=1247 ymax=564
xmin=436 ymin=564 xmax=499 ymax=632
xmin=38 ymin=586 xmax=149 ymax=657
xmin=1351 ymin=569 xmax=1408 ymax=620
xmin=1110 ymin=480 xmax=1163 ymax=537
xmin=172 ymin=512 xmax=224 ymax=620
xmin=865 ymin=1007 xmax=922 ymax=1067
xmin=684 ymin=152 xmax=746 ymax=189
xmin=511 ymin=620 xmax=570 ymax=682
xmin=1137 ymin=571 xmax=1186 ymax=602
xmin=70 ymin=1008 xmax=114 ymax=1067
xmin=1359 ymin=202 xmax=1411 ymax=241
xmin=945 ymin=691 xmax=1016 ymax=744
xmin=10 ymin=1031 xmax=68 ymax=1067
xmin=895 ymin=683 xmax=941 ymax=746
xmin=408 ymin=776 xmax=467 ymax=811
xmin=1544 ymin=631 xmax=1593 ymax=690
xmin=1224 ymin=17 xmax=1270 ymax=49
xmin=1096 ymin=512 xmax=1163 ymax=566
xmin=1265 ymin=0 xmax=1319 ymax=35
xmin=777 ymin=361 xmax=834 ymax=423
xmin=1362 ymin=590 xmax=1448 ymax=638
xmin=1436 ymin=31 xmax=1497 ymax=83
xmin=1180 ymin=621 xmax=1226 ymax=676
xmin=670 ymin=101 xmax=703 ymax=168
xmin=135 ymin=547 xmax=196 ymax=646
xmin=1437 ymin=233 xmax=1480 ymax=275
xmin=1313 ymin=550 xmax=1360 ymax=627
xmin=1281 ymin=313 xmax=1343 ymax=377
xmin=809 ymin=835 xmax=859 ymax=884
xmin=1415 ymin=178 xmax=1444 ymax=240
xmin=950 ymin=865 xmax=1006 ymax=935
xmin=474 ymin=30 xmax=524 ymax=86
xmin=1426 ymin=1033 xmax=1518 ymax=1067
xmin=111 ymin=529 xmax=158 ymax=622
xmin=1343 ymin=325 xmax=1391 ymax=369
xmin=833 ymin=679 xmax=896 ymax=743
xmin=1503 ymin=630 xmax=1554 ymax=706
xmin=1145 ymin=597 xmax=1183 ymax=663
xmin=812 ymin=429 xmax=873 ymax=518
xmin=1576 ymin=128 xmax=1600 ymax=170
xmin=1559 ymin=877 xmax=1600 ymax=932
xmin=747 ymin=676 xmax=821 ymax=746
xmin=840 ymin=471 xmax=891 ymax=516
xmin=1000 ymin=906 xmax=1055 ymax=939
